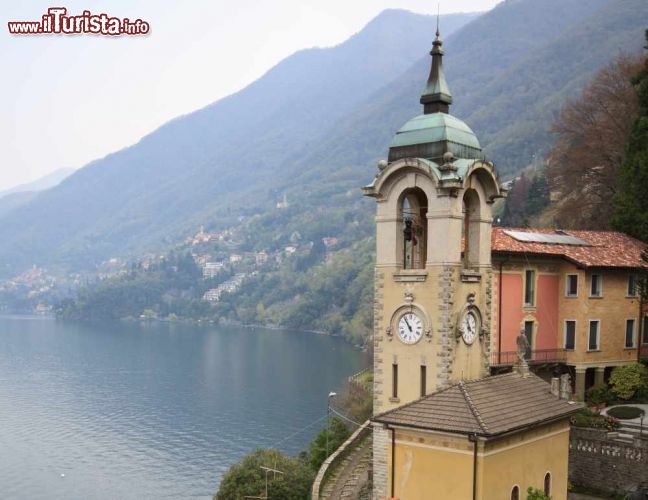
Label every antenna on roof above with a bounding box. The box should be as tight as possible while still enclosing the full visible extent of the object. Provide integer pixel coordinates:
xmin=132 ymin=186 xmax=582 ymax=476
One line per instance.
xmin=436 ymin=3 xmax=440 ymax=37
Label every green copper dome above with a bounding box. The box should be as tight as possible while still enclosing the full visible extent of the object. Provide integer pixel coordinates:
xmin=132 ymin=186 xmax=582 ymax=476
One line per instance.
xmin=388 ymin=112 xmax=483 ymax=163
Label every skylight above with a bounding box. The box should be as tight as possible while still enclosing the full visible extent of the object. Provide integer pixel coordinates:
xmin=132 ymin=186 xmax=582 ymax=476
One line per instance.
xmin=503 ymin=230 xmax=589 ymax=246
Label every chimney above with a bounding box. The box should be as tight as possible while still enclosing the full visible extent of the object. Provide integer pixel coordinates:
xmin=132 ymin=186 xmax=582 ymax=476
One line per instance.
xmin=559 ymin=373 xmax=572 ymax=400
xmin=551 ymin=377 xmax=560 ymax=398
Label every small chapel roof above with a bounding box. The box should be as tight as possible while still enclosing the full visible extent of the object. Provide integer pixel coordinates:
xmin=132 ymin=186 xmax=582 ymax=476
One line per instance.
xmin=372 ymin=372 xmax=581 ymax=438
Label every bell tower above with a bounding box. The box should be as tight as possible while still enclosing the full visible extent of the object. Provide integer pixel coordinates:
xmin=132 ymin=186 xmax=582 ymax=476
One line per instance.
xmin=363 ymin=27 xmax=504 ymax=416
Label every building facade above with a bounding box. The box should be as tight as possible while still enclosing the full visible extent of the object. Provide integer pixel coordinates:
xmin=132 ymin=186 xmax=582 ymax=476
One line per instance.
xmin=491 ymin=228 xmax=647 ymax=399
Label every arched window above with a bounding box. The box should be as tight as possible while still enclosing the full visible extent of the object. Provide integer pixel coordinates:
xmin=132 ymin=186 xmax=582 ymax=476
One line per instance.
xmin=511 ymin=485 xmax=520 ymax=500
xmin=544 ymin=472 xmax=551 ymax=496
xmin=400 ymin=188 xmax=428 ymax=269
xmin=462 ymin=189 xmax=481 ymax=268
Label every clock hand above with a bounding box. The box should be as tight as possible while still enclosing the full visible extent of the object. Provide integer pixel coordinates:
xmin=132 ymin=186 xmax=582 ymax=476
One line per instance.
xmin=404 ymin=317 xmax=412 ymax=332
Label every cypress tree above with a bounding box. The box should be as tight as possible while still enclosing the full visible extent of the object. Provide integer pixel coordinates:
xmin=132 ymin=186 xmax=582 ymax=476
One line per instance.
xmin=612 ymin=31 xmax=648 ymax=242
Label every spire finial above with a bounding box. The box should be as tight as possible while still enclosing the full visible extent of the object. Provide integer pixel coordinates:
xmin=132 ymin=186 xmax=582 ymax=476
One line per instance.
xmin=420 ymin=7 xmax=452 ymax=114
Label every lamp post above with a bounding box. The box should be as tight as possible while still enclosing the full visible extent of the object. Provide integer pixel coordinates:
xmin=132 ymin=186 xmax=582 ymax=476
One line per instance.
xmin=326 ymin=391 xmax=337 ymax=458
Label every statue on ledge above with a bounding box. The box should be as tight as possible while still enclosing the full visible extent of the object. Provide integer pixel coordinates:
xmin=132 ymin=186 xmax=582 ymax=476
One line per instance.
xmin=515 ymin=330 xmax=530 ymax=377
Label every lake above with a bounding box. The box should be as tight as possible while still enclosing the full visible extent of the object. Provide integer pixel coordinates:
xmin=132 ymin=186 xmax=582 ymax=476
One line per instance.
xmin=0 ymin=315 xmax=365 ymax=499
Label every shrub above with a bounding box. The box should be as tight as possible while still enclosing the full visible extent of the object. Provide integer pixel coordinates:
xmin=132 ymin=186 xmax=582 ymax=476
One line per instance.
xmin=606 ymin=406 xmax=645 ymax=420
xmin=527 ymin=486 xmax=551 ymax=500
xmin=586 ymin=384 xmax=614 ymax=407
xmin=308 ymin=417 xmax=351 ymax=471
xmin=571 ymin=409 xmax=620 ymax=431
xmin=609 ymin=364 xmax=648 ymax=400
xmin=214 ymin=448 xmax=313 ymax=500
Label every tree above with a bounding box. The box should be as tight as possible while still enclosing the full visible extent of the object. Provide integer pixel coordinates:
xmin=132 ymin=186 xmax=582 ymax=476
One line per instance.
xmin=609 ymin=363 xmax=648 ymax=400
xmin=547 ymin=54 xmax=643 ymax=229
xmin=336 ymin=375 xmax=373 ymax=425
xmin=613 ymin=31 xmax=648 ymax=242
xmin=308 ymin=417 xmax=351 ymax=471
xmin=214 ymin=448 xmax=313 ymax=500
xmin=501 ymin=172 xmax=550 ymax=228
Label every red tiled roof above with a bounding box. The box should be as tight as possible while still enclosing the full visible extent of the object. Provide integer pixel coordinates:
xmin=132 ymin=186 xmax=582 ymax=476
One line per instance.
xmin=491 ymin=228 xmax=646 ymax=268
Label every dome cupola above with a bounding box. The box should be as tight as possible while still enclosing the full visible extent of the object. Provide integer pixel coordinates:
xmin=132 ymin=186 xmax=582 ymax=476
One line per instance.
xmin=387 ymin=27 xmax=484 ymax=164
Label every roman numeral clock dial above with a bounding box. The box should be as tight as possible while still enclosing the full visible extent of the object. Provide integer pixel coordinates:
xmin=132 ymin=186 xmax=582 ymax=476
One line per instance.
xmin=397 ymin=312 xmax=423 ymax=344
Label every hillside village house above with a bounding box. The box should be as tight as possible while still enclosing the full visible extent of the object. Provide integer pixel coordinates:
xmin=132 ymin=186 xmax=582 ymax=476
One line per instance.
xmin=490 ymin=228 xmax=647 ymax=400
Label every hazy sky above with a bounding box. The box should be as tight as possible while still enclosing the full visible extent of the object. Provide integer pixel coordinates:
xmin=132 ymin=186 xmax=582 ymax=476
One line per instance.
xmin=1 ymin=0 xmax=501 ymax=191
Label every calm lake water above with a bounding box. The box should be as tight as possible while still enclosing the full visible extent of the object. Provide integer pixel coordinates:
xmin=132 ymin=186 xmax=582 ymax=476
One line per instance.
xmin=0 ymin=315 xmax=364 ymax=499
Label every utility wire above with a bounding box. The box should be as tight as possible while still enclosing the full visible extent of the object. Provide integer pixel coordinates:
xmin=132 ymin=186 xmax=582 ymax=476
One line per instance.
xmin=329 ymin=406 xmax=362 ymax=427
xmin=268 ymin=414 xmax=328 ymax=449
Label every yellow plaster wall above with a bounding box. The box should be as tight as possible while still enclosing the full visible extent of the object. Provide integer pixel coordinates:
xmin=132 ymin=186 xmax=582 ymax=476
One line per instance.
xmin=388 ymin=429 xmax=474 ymax=500
xmin=377 ymin=264 xmax=490 ymax=412
xmin=480 ymin=422 xmax=570 ymax=500
xmin=386 ymin=422 xmax=570 ymax=500
xmin=557 ymin=264 xmax=640 ymax=367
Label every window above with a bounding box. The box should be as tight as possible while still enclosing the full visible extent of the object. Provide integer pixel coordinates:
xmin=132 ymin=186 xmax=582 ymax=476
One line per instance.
xmin=564 ymin=320 xmax=576 ymax=350
xmin=588 ymin=321 xmax=600 ymax=351
xmin=401 ymin=189 xmax=428 ymax=270
xmin=628 ymin=274 xmax=638 ymax=296
xmin=462 ymin=189 xmax=481 ymax=268
xmin=544 ymin=472 xmax=552 ymax=496
xmin=643 ymin=315 xmax=648 ymax=345
xmin=590 ymin=274 xmax=602 ymax=297
xmin=566 ymin=274 xmax=578 ymax=296
xmin=524 ymin=270 xmax=536 ymax=306
xmin=625 ymin=319 xmax=635 ymax=348
xmin=511 ymin=485 xmax=520 ymax=500
xmin=420 ymin=365 xmax=427 ymax=397
xmin=392 ymin=364 xmax=398 ymax=399
xmin=524 ymin=321 xmax=534 ymax=359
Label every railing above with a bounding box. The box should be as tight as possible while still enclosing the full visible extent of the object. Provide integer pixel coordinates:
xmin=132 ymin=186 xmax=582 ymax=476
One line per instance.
xmin=347 ymin=367 xmax=371 ymax=384
xmin=491 ymin=348 xmax=567 ymax=367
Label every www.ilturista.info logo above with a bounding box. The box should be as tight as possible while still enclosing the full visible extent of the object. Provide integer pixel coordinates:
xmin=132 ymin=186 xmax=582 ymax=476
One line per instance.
xmin=8 ymin=7 xmax=150 ymax=36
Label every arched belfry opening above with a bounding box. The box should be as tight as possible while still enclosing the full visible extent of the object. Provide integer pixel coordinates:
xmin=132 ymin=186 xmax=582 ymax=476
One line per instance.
xmin=462 ymin=188 xmax=481 ymax=268
xmin=399 ymin=188 xmax=428 ymax=269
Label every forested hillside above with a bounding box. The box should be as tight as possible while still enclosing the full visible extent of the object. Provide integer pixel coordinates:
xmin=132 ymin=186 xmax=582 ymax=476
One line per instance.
xmin=0 ymin=11 xmax=475 ymax=276
xmin=2 ymin=0 xmax=647 ymax=278
xmin=9 ymin=1 xmax=648 ymax=340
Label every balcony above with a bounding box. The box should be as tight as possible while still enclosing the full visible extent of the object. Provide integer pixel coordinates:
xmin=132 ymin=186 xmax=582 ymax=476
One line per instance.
xmin=491 ymin=349 xmax=567 ymax=367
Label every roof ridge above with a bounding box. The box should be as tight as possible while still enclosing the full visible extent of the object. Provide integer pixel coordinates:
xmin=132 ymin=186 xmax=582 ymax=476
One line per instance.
xmin=458 ymin=380 xmax=489 ymax=434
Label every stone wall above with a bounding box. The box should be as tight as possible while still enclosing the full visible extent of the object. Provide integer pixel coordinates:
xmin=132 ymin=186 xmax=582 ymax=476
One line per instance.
xmin=569 ymin=427 xmax=648 ymax=494
xmin=372 ymin=424 xmax=389 ymax=500
xmin=373 ymin=268 xmax=385 ymax=414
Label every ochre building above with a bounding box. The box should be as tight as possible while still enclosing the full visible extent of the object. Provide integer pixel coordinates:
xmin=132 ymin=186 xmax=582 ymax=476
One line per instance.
xmin=491 ymin=228 xmax=647 ymax=400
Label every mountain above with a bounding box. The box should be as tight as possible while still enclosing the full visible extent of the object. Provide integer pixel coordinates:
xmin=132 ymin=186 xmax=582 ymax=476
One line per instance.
xmin=0 ymin=191 xmax=38 ymax=219
xmin=0 ymin=10 xmax=476 ymax=276
xmin=0 ymin=168 xmax=76 ymax=219
xmin=0 ymin=168 xmax=75 ymax=199
xmin=292 ymin=0 xmax=647 ymax=181
xmin=1 ymin=0 xmax=647 ymax=278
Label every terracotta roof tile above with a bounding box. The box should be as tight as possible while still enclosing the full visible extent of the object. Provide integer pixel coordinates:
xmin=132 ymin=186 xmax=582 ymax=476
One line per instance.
xmin=372 ymin=372 xmax=581 ymax=437
xmin=491 ymin=228 xmax=646 ymax=268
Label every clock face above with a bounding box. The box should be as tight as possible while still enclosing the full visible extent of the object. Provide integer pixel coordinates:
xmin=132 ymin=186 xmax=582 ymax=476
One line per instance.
xmin=398 ymin=312 xmax=423 ymax=344
xmin=462 ymin=312 xmax=477 ymax=345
